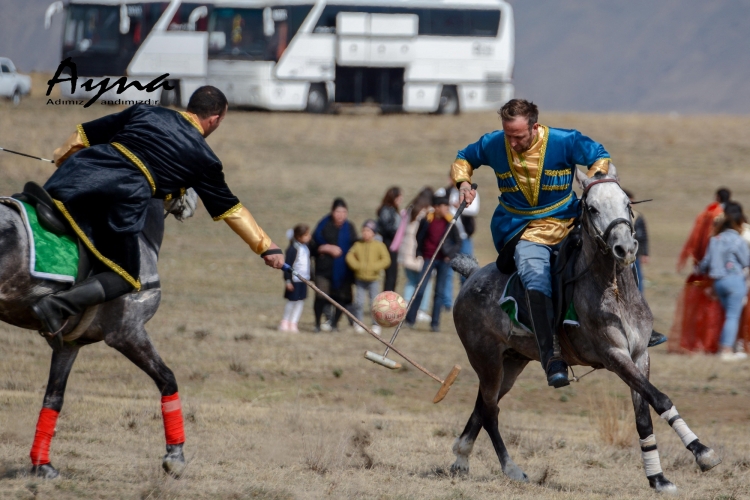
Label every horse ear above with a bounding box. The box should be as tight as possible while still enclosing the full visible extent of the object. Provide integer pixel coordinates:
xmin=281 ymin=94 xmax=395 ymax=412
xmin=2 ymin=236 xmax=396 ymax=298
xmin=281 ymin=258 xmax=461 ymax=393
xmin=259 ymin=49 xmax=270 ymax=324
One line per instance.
xmin=607 ymin=162 xmax=618 ymax=180
xmin=575 ymin=167 xmax=589 ymax=189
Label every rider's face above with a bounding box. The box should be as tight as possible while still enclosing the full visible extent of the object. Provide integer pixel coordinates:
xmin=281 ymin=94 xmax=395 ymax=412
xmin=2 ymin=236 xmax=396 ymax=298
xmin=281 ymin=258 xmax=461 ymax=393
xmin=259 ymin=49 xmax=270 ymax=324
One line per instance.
xmin=502 ymin=117 xmax=538 ymax=154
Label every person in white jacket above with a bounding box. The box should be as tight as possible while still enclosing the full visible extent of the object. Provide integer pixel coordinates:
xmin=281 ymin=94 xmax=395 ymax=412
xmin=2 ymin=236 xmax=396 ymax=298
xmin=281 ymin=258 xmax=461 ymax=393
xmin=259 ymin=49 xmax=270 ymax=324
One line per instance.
xmin=398 ymin=188 xmax=434 ymax=322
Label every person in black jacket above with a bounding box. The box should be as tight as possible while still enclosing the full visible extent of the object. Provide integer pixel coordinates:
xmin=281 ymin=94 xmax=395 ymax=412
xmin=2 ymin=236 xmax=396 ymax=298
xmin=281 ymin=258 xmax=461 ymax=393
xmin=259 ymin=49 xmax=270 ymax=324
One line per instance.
xmin=279 ymin=224 xmax=311 ymax=332
xmin=309 ymin=198 xmax=358 ymax=332
xmin=404 ymin=194 xmax=461 ymax=332
xmin=376 ymin=186 xmax=403 ymax=292
xmin=625 ymin=189 xmax=649 ymax=293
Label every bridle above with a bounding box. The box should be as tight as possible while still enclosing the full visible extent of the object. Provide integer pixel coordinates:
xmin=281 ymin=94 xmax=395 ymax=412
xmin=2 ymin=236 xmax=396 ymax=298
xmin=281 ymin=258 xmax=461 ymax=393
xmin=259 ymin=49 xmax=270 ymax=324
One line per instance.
xmin=580 ymin=178 xmax=635 ymax=256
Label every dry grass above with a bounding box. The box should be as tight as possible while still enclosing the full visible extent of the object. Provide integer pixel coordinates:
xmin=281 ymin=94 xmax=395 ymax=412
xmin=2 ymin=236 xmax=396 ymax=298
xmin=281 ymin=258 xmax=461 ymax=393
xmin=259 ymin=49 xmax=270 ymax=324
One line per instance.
xmin=1 ymin=88 xmax=750 ymax=498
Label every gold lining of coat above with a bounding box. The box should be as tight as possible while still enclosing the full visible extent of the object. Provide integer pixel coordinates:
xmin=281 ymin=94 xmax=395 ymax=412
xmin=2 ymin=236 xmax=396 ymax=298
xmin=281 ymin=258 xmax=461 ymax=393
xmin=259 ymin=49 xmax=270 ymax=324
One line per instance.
xmin=450 ymin=158 xmax=473 ymax=186
xmin=504 ymin=125 xmax=549 ymax=207
xmin=53 ymin=200 xmax=141 ymax=291
xmin=213 ymin=202 xmax=243 ymax=221
xmin=179 ymin=111 xmax=205 ymax=135
xmin=541 ymin=184 xmax=570 ymax=191
xmin=111 ymin=142 xmax=157 ymax=195
xmin=544 ymin=169 xmax=571 ymax=177
xmin=496 ymin=171 xmax=513 ymax=180
xmin=76 ymin=124 xmax=90 ymax=148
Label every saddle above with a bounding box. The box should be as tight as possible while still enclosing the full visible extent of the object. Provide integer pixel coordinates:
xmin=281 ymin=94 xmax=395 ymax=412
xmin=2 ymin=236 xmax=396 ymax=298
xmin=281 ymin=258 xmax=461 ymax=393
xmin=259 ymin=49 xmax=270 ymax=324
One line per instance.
xmin=11 ymin=182 xmax=91 ymax=283
xmin=502 ymin=222 xmax=584 ymax=333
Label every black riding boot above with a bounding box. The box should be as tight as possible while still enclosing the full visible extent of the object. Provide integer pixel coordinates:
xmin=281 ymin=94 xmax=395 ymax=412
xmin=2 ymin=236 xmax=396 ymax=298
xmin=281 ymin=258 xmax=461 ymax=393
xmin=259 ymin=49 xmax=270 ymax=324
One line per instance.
xmin=526 ymin=290 xmax=570 ymax=388
xmin=31 ymin=272 xmax=132 ymax=336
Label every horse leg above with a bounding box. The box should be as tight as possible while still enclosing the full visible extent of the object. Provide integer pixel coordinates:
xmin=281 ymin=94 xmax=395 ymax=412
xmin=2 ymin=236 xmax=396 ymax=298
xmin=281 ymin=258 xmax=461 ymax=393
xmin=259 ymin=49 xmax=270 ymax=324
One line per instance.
xmin=104 ymin=328 xmax=186 ymax=476
xmin=630 ymin=353 xmax=677 ymax=493
xmin=608 ymin=349 xmax=721 ymax=475
xmin=452 ymin=354 xmax=528 ymax=481
xmin=30 ymin=343 xmax=80 ymax=478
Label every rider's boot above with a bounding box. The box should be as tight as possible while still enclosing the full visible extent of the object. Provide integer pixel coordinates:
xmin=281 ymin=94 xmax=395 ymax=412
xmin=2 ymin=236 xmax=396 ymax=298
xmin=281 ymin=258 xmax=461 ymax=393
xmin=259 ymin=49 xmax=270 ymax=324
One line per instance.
xmin=31 ymin=272 xmax=133 ymax=337
xmin=526 ymin=290 xmax=570 ymax=388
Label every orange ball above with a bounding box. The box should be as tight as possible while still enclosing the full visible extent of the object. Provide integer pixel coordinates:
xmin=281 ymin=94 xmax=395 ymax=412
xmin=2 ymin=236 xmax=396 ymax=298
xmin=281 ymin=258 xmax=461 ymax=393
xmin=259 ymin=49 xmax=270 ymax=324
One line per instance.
xmin=371 ymin=291 xmax=407 ymax=327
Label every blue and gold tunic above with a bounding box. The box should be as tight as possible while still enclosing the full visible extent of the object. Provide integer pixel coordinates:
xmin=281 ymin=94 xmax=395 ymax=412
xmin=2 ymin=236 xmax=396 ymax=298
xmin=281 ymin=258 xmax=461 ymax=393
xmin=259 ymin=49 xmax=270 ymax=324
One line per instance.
xmin=44 ymin=104 xmax=269 ymax=290
xmin=452 ymin=125 xmax=610 ymax=253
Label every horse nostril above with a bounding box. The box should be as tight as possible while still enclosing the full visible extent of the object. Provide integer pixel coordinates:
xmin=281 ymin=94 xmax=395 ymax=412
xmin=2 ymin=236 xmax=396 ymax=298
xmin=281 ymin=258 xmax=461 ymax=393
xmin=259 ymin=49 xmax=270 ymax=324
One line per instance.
xmin=613 ymin=245 xmax=626 ymax=259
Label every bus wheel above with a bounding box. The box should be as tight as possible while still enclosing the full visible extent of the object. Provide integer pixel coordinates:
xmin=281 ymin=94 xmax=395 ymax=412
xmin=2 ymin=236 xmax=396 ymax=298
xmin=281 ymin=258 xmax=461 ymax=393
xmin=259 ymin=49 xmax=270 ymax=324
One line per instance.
xmin=306 ymin=84 xmax=328 ymax=114
xmin=160 ymin=81 xmax=181 ymax=108
xmin=437 ymin=86 xmax=459 ymax=115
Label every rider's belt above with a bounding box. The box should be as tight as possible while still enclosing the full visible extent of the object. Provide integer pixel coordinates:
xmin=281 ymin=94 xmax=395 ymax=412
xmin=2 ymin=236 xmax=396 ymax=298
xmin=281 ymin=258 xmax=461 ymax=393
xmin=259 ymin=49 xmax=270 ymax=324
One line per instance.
xmin=499 ymin=192 xmax=573 ymax=216
xmin=111 ymin=142 xmax=156 ymax=195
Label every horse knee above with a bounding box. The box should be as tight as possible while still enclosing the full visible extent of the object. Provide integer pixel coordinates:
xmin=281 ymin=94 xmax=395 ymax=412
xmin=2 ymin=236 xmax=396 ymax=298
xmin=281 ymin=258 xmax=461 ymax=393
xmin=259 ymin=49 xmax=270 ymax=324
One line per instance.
xmin=159 ymin=368 xmax=178 ymax=396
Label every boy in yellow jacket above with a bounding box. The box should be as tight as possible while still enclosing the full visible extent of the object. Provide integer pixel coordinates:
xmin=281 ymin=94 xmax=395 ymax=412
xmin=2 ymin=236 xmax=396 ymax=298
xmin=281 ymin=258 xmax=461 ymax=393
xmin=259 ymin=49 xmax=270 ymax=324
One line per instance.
xmin=346 ymin=219 xmax=392 ymax=334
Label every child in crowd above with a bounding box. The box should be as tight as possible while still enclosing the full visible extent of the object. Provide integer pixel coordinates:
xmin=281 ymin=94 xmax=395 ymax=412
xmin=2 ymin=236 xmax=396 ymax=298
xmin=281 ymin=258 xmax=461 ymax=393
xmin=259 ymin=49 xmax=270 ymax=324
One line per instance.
xmin=346 ymin=219 xmax=391 ymax=334
xmin=404 ymin=194 xmax=461 ymax=332
xmin=279 ymin=224 xmax=311 ymax=332
xmin=699 ymin=202 xmax=750 ymax=361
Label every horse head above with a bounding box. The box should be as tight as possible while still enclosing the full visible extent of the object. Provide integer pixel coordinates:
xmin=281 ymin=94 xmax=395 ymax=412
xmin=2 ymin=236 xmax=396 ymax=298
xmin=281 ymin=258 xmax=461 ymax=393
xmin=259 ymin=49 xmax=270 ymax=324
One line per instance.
xmin=575 ymin=164 xmax=638 ymax=267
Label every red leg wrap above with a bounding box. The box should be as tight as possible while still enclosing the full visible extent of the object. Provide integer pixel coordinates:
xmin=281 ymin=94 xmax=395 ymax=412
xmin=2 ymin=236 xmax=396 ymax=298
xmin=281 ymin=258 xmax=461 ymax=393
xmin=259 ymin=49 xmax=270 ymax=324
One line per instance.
xmin=30 ymin=408 xmax=59 ymax=466
xmin=161 ymin=392 xmax=185 ymax=445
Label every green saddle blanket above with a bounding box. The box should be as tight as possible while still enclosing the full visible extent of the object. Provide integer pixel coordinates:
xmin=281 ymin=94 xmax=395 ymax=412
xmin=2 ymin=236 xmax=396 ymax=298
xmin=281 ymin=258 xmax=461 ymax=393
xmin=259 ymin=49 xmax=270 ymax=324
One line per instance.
xmin=499 ymin=272 xmax=580 ymax=333
xmin=1 ymin=197 xmax=79 ymax=283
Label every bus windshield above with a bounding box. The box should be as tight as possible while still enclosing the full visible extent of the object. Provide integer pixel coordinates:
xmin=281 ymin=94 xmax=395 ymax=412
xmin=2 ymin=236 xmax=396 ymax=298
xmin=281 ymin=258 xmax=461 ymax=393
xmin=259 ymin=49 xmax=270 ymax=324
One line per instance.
xmin=208 ymin=5 xmax=313 ymax=61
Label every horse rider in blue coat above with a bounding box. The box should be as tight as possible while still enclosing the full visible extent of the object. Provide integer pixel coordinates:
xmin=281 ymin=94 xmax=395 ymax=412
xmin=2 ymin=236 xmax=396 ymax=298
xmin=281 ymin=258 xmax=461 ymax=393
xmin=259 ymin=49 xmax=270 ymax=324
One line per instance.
xmin=31 ymin=86 xmax=285 ymax=337
xmin=451 ymin=99 xmax=662 ymax=389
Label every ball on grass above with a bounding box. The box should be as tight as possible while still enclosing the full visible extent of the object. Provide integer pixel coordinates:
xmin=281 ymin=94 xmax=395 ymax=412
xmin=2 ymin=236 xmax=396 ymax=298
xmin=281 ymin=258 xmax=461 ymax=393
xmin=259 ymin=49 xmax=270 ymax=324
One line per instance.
xmin=371 ymin=291 xmax=407 ymax=327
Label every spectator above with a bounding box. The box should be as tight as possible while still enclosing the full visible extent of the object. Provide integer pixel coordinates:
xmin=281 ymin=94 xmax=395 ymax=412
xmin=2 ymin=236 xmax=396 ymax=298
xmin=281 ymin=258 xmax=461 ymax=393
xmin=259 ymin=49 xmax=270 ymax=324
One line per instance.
xmin=435 ymin=173 xmax=481 ymax=307
xmin=698 ymin=202 xmax=750 ymax=361
xmin=404 ymin=194 xmax=461 ymax=332
xmin=398 ymin=187 xmax=434 ymax=322
xmin=624 ymin=189 xmax=649 ymax=293
xmin=669 ymin=188 xmax=730 ymax=353
xmin=279 ymin=224 xmax=311 ymax=333
xmin=309 ymin=198 xmax=358 ymax=332
xmin=346 ymin=219 xmax=391 ymax=335
xmin=377 ymin=186 xmax=403 ymax=292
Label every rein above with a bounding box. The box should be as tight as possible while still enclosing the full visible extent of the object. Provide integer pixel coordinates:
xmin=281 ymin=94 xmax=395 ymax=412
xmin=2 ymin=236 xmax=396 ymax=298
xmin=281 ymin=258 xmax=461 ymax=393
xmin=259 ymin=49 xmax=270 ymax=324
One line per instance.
xmin=581 ymin=178 xmax=635 ymax=256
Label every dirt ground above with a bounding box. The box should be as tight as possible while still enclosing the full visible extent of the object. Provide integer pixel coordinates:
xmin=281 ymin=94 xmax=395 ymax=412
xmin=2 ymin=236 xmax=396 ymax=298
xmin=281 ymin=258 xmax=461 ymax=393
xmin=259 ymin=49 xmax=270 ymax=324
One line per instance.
xmin=0 ymin=84 xmax=749 ymax=499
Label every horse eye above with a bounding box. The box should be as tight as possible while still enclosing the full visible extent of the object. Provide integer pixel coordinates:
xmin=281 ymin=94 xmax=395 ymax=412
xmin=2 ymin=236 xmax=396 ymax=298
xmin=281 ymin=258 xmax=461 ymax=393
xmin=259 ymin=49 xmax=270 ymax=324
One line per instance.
xmin=589 ymin=206 xmax=599 ymax=215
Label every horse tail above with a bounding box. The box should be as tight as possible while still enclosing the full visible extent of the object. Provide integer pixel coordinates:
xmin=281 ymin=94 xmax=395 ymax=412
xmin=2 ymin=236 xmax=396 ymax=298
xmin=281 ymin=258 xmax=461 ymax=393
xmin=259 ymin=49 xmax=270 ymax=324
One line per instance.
xmin=450 ymin=254 xmax=479 ymax=279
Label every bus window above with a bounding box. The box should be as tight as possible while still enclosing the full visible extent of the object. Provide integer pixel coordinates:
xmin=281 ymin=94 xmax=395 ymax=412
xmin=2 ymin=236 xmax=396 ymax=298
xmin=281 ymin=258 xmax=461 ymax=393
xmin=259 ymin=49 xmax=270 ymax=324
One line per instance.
xmin=469 ymin=10 xmax=500 ymax=37
xmin=209 ymin=8 xmax=266 ymax=59
xmin=63 ymin=5 xmax=120 ymax=53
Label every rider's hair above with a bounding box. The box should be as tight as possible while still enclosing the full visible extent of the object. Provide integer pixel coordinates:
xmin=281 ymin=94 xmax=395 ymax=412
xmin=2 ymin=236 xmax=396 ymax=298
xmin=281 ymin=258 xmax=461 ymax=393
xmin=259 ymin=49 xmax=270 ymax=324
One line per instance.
xmin=718 ymin=202 xmax=746 ymax=233
xmin=498 ymin=99 xmax=539 ymax=129
xmin=187 ymin=86 xmax=228 ymax=119
xmin=716 ymin=188 xmax=731 ymax=204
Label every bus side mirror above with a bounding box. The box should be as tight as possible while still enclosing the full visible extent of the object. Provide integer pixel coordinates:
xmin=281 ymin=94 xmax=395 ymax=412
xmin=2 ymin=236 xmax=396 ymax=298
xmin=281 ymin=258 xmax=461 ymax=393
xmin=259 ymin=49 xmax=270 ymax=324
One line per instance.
xmin=120 ymin=4 xmax=131 ymax=34
xmin=44 ymin=1 xmax=63 ymax=30
xmin=263 ymin=7 xmax=275 ymax=37
xmin=188 ymin=6 xmax=208 ymax=31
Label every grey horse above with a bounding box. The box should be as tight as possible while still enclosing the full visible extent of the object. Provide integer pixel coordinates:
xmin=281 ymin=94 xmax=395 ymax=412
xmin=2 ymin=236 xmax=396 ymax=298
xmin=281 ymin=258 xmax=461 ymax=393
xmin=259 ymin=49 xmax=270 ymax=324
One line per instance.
xmin=0 ymin=195 xmax=192 ymax=478
xmin=450 ymin=165 xmax=720 ymax=493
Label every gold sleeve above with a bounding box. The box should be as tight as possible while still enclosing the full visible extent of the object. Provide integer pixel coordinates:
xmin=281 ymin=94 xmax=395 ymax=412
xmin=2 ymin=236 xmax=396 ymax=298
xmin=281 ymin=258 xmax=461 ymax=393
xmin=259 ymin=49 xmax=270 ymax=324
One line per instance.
xmin=451 ymin=158 xmax=473 ymax=186
xmin=53 ymin=128 xmax=87 ymax=167
xmin=222 ymin=205 xmax=273 ymax=255
xmin=587 ymin=158 xmax=611 ymax=178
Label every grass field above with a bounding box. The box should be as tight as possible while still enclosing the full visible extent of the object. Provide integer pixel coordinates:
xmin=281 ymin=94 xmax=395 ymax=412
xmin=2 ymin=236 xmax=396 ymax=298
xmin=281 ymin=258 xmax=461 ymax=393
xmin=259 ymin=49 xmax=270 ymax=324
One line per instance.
xmin=0 ymin=86 xmax=749 ymax=499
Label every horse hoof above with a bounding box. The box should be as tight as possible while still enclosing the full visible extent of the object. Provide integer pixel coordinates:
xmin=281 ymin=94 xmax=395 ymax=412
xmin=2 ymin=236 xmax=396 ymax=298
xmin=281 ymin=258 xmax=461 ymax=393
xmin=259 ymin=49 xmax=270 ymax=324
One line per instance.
xmin=503 ymin=462 xmax=528 ymax=482
xmin=30 ymin=463 xmax=59 ymax=479
xmin=162 ymin=444 xmax=186 ymax=477
xmin=696 ymin=447 xmax=722 ymax=472
xmin=648 ymin=473 xmax=677 ymax=494
xmin=449 ymin=462 xmax=469 ymax=477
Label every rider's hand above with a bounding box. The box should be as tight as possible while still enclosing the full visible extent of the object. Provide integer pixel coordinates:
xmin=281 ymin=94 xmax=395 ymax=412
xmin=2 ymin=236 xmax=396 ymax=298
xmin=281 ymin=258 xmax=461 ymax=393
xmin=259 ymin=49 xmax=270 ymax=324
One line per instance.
xmin=263 ymin=243 xmax=285 ymax=269
xmin=458 ymin=181 xmax=477 ymax=207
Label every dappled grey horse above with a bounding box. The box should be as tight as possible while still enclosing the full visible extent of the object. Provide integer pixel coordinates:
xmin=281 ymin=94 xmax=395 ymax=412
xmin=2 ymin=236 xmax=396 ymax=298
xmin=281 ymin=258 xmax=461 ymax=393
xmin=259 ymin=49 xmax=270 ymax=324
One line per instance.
xmin=0 ymin=195 xmax=194 ymax=478
xmin=450 ymin=166 xmax=720 ymax=493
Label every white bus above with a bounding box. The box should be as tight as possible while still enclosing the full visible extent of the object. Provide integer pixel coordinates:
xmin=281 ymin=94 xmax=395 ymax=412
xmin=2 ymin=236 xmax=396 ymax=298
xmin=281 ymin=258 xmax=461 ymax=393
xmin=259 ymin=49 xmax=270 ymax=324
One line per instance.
xmin=46 ymin=0 xmax=514 ymax=113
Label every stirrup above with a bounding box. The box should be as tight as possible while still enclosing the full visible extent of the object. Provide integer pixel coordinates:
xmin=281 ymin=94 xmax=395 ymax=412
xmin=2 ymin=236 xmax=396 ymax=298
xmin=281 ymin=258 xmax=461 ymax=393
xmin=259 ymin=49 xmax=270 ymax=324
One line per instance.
xmin=545 ymin=358 xmax=570 ymax=388
xmin=648 ymin=330 xmax=668 ymax=348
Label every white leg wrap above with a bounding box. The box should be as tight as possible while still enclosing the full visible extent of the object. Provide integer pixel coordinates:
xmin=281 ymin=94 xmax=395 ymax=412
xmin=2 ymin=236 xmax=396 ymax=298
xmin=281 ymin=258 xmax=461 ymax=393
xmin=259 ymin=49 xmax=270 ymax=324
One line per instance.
xmin=639 ymin=434 xmax=663 ymax=477
xmin=660 ymin=405 xmax=698 ymax=447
